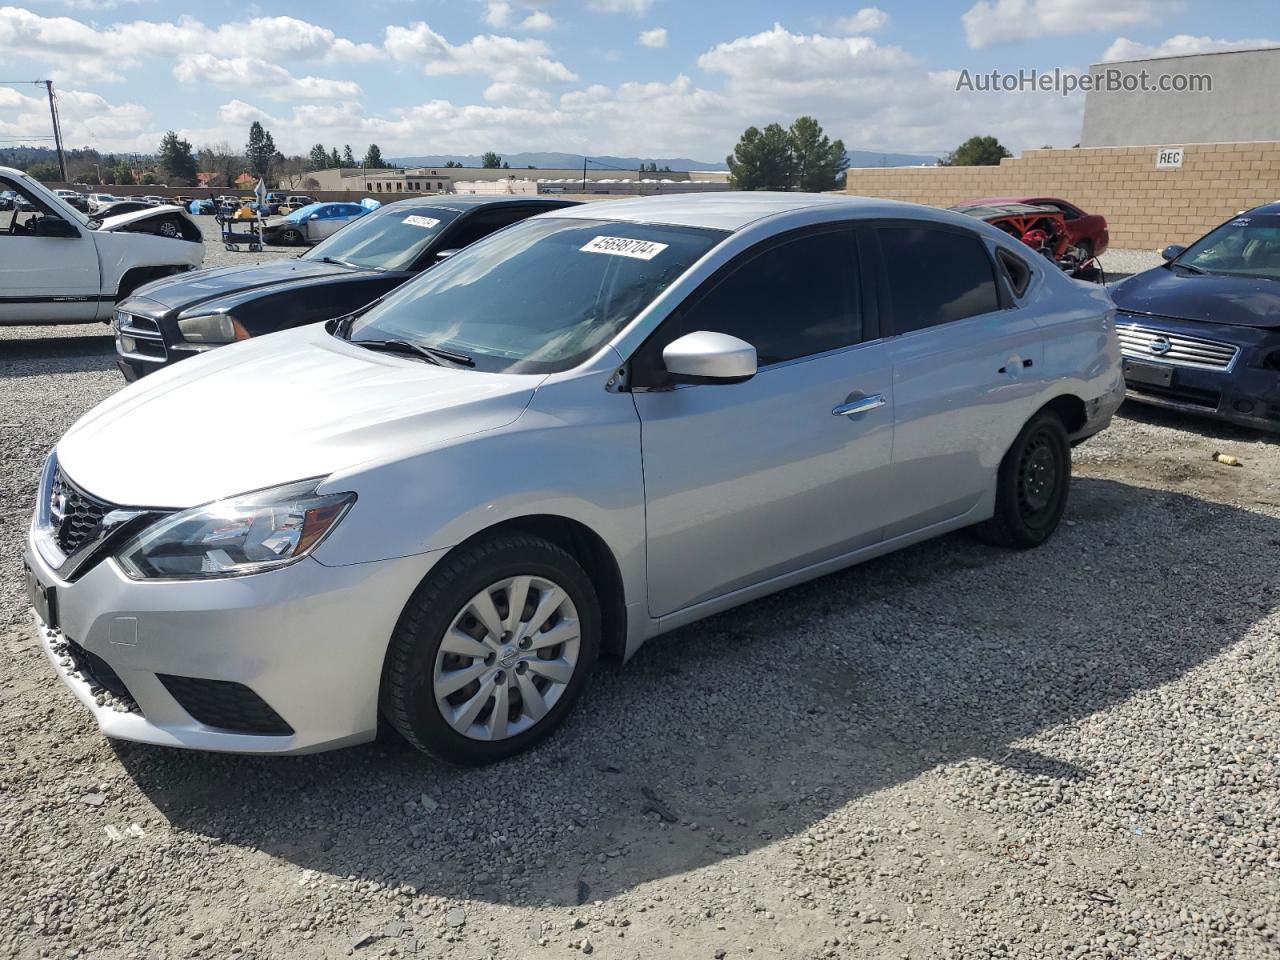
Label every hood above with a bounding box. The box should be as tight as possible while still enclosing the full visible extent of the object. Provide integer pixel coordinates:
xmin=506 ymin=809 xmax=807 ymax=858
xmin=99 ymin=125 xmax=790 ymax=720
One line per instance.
xmin=57 ymin=324 xmax=542 ymax=508
xmin=127 ymin=258 xmax=373 ymax=312
xmin=1111 ymin=264 xmax=1280 ymax=329
xmin=98 ymin=205 xmax=188 ymax=232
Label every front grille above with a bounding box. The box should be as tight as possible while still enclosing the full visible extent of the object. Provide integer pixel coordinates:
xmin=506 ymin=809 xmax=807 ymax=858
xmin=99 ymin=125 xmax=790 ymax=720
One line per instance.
xmin=1116 ymin=320 xmax=1239 ymax=369
xmin=64 ymin=637 xmax=135 ymax=703
xmin=1128 ymin=381 xmax=1221 ymax=409
xmin=116 ymin=313 xmax=168 ymax=361
xmin=50 ymin=468 xmax=115 ymax=555
xmin=157 ymin=675 xmax=294 ymax=736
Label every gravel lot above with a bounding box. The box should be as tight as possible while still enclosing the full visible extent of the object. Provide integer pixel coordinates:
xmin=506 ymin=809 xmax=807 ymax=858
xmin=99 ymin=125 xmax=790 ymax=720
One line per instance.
xmin=2 ymin=244 xmax=1278 ymax=960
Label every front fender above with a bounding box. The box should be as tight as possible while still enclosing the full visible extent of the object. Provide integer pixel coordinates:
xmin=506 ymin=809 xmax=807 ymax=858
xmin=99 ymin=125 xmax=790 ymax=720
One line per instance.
xmin=312 ymin=365 xmax=647 ymax=602
xmin=93 ymin=230 xmax=204 ymax=297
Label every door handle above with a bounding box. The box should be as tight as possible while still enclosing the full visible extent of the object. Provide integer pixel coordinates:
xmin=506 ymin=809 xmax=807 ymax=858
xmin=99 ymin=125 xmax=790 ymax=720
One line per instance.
xmin=832 ymin=394 xmax=886 ymax=417
xmin=998 ymin=358 xmax=1034 ymax=374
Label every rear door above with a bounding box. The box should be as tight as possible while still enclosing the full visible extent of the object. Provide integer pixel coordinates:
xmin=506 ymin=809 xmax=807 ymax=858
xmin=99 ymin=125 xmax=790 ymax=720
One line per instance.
xmin=0 ymin=174 xmax=100 ymax=324
xmin=631 ymin=224 xmax=896 ymax=617
xmin=871 ymin=221 xmax=1045 ymax=538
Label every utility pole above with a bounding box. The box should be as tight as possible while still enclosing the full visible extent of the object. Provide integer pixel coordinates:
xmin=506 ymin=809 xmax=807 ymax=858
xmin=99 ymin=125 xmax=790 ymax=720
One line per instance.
xmin=582 ymin=156 xmax=587 ymax=194
xmin=45 ymin=81 xmax=67 ymax=181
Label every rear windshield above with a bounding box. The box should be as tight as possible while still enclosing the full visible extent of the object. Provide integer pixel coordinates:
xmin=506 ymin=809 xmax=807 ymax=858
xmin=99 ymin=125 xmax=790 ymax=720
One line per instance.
xmin=1177 ymin=213 xmax=1280 ymax=279
xmin=342 ymin=217 xmax=727 ymax=373
xmin=304 ymin=206 xmax=458 ymax=271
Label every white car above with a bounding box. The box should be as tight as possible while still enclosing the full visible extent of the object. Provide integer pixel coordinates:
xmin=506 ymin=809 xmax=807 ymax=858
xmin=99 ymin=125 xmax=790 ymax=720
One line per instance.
xmin=87 ymin=193 xmax=119 ymax=213
xmin=25 ymin=193 xmax=1123 ymax=764
xmin=1 ymin=167 xmax=204 ymax=326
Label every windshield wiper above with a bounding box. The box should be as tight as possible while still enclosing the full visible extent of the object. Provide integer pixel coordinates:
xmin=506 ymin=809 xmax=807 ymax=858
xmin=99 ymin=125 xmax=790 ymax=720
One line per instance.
xmin=353 ymin=338 xmax=475 ymax=367
xmin=317 ymin=256 xmax=361 ymax=269
xmin=1171 ymin=260 xmax=1207 ymax=275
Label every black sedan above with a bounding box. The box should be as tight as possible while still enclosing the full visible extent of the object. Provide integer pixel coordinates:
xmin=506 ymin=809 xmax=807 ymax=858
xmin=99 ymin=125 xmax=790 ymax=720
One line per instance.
xmin=1110 ymin=204 xmax=1280 ymax=433
xmin=113 ymin=195 xmax=577 ymax=380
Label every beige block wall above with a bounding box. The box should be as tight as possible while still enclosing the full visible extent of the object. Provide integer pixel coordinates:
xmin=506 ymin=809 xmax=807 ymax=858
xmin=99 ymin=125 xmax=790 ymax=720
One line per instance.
xmin=844 ymin=143 xmax=1280 ymax=250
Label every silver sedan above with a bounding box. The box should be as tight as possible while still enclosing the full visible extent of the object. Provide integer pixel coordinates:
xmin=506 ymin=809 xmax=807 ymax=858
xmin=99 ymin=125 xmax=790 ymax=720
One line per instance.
xmin=26 ymin=193 xmax=1123 ymax=764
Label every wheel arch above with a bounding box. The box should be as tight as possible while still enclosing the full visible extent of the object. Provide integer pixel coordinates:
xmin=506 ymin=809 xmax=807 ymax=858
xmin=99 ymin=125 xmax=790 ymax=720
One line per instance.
xmin=115 ymin=264 xmax=190 ymax=301
xmin=1038 ymin=392 xmax=1088 ymax=435
xmin=433 ymin=514 xmax=629 ymax=662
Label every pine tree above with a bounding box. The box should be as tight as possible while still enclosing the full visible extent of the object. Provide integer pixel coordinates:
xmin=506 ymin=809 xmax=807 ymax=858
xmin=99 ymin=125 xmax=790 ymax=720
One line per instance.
xmin=157 ymin=131 xmax=198 ymax=184
xmin=363 ymin=144 xmax=385 ymax=168
xmin=245 ymin=122 xmax=276 ymax=182
xmin=309 ymin=144 xmax=329 ymax=170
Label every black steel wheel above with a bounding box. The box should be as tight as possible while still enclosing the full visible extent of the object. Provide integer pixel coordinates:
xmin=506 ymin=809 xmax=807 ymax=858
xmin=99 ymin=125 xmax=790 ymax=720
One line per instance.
xmin=975 ymin=410 xmax=1071 ymax=548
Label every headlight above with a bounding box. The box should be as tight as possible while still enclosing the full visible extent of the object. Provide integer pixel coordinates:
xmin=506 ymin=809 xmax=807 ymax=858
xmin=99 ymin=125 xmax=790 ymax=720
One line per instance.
xmin=176 ymin=313 xmax=250 ymax=344
xmin=116 ymin=479 xmax=355 ymax=580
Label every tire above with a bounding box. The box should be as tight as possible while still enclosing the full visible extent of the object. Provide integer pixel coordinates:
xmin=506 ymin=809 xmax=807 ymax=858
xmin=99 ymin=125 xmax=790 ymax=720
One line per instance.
xmin=975 ymin=410 xmax=1071 ymax=548
xmin=281 ymin=228 xmax=303 ymax=246
xmin=380 ymin=533 xmax=600 ymax=766
xmin=157 ymin=218 xmax=179 ymax=238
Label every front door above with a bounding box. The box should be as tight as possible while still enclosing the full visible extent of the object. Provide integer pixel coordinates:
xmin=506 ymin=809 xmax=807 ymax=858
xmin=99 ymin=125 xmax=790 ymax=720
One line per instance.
xmin=0 ymin=175 xmax=100 ymax=324
xmin=631 ymin=225 xmax=895 ymax=617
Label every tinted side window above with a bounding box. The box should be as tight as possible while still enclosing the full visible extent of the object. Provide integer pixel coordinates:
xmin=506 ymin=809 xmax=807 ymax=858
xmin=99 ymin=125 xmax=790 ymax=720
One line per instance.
xmin=676 ymin=229 xmax=860 ymax=366
xmin=996 ymin=248 xmax=1032 ymax=297
xmin=878 ymin=226 xmax=998 ymax=334
xmin=447 ymin=207 xmax=536 ymax=249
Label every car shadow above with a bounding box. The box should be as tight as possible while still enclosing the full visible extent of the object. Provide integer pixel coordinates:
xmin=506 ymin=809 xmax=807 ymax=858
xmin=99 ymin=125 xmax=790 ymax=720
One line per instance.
xmin=0 ymin=333 xmax=116 ymax=378
xmin=113 ymin=475 xmax=1277 ymax=906
xmin=1118 ymin=398 xmax=1279 ymax=445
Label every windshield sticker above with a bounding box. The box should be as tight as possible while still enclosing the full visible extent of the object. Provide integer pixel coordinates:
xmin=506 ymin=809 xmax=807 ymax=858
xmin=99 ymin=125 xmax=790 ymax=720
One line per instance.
xmin=580 ymin=236 xmax=669 ymax=260
xmin=403 ymin=215 xmax=442 ymax=229
xmin=1231 ymin=218 xmax=1251 ymax=226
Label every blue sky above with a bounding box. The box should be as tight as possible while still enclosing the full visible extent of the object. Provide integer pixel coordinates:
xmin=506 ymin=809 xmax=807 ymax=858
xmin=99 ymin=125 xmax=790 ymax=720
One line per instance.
xmin=2 ymin=0 xmax=1277 ymax=161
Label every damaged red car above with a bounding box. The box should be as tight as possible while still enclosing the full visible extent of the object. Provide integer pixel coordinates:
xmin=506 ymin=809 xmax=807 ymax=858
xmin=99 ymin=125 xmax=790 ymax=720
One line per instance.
xmin=950 ymin=198 xmax=1107 ymax=281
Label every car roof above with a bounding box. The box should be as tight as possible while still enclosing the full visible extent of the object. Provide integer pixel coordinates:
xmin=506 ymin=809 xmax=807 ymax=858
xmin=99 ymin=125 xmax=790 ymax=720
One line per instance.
xmin=376 ymin=195 xmax=579 ymax=214
xmin=1243 ymin=201 xmax=1280 ymax=216
xmin=548 ymin=191 xmax=929 ymax=232
xmin=951 ymin=202 xmax=1057 ymax=218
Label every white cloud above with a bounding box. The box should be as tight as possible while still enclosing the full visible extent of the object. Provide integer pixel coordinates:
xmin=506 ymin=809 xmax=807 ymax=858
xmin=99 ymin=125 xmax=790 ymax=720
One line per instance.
xmin=638 ymin=27 xmax=667 ymax=48
xmin=384 ymin=22 xmax=578 ymax=83
xmin=174 ymin=55 xmax=362 ymax=102
xmin=963 ymin=0 xmax=1162 ymax=48
xmin=698 ymin=23 xmax=915 ymax=86
xmin=483 ymin=81 xmax=552 ymax=106
xmin=520 ymin=10 xmax=555 ymax=31
xmin=1102 ymin=34 xmax=1279 ymax=62
xmin=484 ymin=1 xmax=511 ymax=27
xmin=832 ymin=7 xmax=889 ymax=34
xmin=0 ymin=84 xmax=150 ymax=146
xmin=585 ymin=0 xmax=652 ymax=15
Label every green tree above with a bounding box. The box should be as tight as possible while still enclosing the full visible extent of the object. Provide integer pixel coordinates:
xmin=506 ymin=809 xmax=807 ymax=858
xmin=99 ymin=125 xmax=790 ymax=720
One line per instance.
xmin=157 ymin=130 xmax=197 ymax=184
xmin=362 ymin=143 xmax=384 ymax=168
xmin=788 ymin=116 xmax=848 ymax=192
xmin=139 ymin=171 xmax=158 ymax=185
xmin=342 ymin=144 xmax=355 ymax=165
xmin=939 ymin=135 xmax=1011 ymax=166
xmin=445 ymin=160 xmax=463 ymax=168
xmin=26 ymin=161 xmax=62 ymax=181
xmin=330 ymin=147 xmax=342 ymax=168
xmin=480 ymin=151 xmax=502 ymax=168
xmin=114 ymin=163 xmax=136 ymax=185
xmin=245 ymin=121 xmax=276 ymax=182
xmin=726 ymin=123 xmax=793 ymax=191
xmin=308 ymin=144 xmax=329 ymax=170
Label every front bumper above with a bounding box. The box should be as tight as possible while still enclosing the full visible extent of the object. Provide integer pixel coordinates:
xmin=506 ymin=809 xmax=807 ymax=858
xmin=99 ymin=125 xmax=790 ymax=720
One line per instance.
xmin=25 ymin=540 xmax=441 ymax=754
xmin=1117 ymin=316 xmax=1280 ymax=433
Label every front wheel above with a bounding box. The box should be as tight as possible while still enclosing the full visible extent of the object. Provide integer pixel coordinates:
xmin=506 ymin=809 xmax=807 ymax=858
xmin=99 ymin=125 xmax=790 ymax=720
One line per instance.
xmin=381 ymin=534 xmax=600 ymax=765
xmin=281 ymin=228 xmax=303 ymax=245
xmin=975 ymin=411 xmax=1071 ymax=548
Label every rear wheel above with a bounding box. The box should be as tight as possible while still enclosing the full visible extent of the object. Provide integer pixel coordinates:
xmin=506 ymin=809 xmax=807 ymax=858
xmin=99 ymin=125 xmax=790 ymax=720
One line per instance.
xmin=975 ymin=411 xmax=1070 ymax=548
xmin=381 ymin=534 xmax=600 ymax=765
xmin=281 ymin=228 xmax=303 ymax=245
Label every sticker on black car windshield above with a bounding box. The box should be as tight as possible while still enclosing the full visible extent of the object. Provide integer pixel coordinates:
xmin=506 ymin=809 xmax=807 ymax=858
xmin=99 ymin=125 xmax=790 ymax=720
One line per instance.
xmin=580 ymin=236 xmax=668 ymax=260
xmin=403 ymin=215 xmax=442 ymax=229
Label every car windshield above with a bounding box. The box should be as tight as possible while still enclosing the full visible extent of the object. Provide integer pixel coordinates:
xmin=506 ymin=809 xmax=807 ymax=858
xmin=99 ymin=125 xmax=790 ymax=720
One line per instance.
xmin=1176 ymin=214 xmax=1280 ymax=279
xmin=303 ymin=206 xmax=459 ymax=271
xmin=342 ymin=217 xmax=727 ymax=373
xmin=286 ymin=203 xmax=324 ymax=221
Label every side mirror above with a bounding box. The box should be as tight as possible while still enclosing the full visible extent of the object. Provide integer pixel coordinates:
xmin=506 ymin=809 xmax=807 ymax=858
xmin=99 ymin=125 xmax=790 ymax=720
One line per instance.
xmin=434 ymin=248 xmax=460 ymax=262
xmin=662 ymin=331 xmax=757 ymax=385
xmin=1161 ymin=244 xmax=1186 ymax=261
xmin=34 ymin=217 xmax=77 ymax=239
xmin=309 ymin=214 xmax=320 ymax=220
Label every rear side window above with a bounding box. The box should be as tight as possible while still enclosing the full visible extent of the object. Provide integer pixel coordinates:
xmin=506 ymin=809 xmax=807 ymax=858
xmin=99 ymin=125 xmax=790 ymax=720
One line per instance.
xmin=997 ymin=248 xmax=1033 ymax=297
xmin=674 ymin=228 xmax=861 ymax=366
xmin=878 ymin=225 xmax=999 ymax=334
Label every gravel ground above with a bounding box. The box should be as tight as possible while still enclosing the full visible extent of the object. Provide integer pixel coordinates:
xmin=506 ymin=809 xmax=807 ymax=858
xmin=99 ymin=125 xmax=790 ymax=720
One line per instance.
xmin=2 ymin=245 xmax=1279 ymax=960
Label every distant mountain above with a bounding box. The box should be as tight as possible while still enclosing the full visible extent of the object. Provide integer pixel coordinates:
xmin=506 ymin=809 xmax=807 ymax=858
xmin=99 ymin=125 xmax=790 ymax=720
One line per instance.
xmin=845 ymin=149 xmax=939 ymax=167
xmin=388 ymin=152 xmax=727 ymax=172
xmin=390 ymin=149 xmax=939 ymax=171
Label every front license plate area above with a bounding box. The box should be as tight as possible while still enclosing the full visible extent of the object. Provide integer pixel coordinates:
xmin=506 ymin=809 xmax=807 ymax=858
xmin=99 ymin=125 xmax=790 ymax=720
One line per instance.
xmin=1123 ymin=358 xmax=1174 ymax=387
xmin=23 ymin=560 xmax=58 ymax=630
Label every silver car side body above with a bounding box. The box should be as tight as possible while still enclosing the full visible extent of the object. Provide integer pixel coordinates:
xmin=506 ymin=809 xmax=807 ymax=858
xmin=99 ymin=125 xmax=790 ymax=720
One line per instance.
xmin=33 ymin=193 xmax=1122 ymax=753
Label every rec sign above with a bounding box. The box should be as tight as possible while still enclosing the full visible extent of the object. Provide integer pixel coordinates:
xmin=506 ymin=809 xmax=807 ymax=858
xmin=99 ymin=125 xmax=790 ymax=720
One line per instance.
xmin=1155 ymin=147 xmax=1185 ymax=170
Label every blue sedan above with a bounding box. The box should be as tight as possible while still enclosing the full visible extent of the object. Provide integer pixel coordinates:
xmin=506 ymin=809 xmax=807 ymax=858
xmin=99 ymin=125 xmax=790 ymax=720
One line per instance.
xmin=188 ymin=198 xmax=217 ymax=215
xmin=261 ymin=202 xmax=368 ymax=246
xmin=1110 ymin=203 xmax=1280 ymax=433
